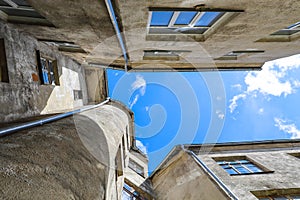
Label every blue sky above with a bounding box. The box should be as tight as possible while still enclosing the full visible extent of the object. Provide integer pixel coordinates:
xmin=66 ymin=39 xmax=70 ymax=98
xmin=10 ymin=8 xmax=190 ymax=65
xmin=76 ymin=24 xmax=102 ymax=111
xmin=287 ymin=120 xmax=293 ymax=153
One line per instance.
xmin=107 ymin=54 xmax=300 ymax=173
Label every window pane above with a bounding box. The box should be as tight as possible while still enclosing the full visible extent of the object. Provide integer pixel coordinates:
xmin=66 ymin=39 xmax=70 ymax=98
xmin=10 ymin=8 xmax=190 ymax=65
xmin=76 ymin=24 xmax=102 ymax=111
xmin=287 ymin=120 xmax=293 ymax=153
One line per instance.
xmin=150 ymin=11 xmax=174 ymax=26
xmin=235 ymin=166 xmax=250 ymax=174
xmin=0 ymin=8 xmax=43 ymax=18
xmin=238 ymin=160 xmax=250 ymax=164
xmin=287 ymin=21 xmax=300 ymax=29
xmin=195 ymin=12 xmax=222 ymax=27
xmin=245 ymin=163 xmax=262 ymax=173
xmin=273 ymin=197 xmax=288 ymax=200
xmin=291 ymin=196 xmax=300 ymax=200
xmin=174 ymin=11 xmax=197 ymax=25
xmin=122 ymin=190 xmax=131 ymax=200
xmin=224 ymin=168 xmax=238 ymax=175
xmin=11 ymin=0 xmax=30 ymax=7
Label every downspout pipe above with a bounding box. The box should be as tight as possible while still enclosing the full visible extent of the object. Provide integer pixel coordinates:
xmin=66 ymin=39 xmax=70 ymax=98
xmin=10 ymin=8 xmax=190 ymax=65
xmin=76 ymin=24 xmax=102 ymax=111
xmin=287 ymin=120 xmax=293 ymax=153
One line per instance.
xmin=0 ymin=98 xmax=110 ymax=137
xmin=105 ymin=0 xmax=129 ymax=71
xmin=181 ymin=145 xmax=239 ymax=200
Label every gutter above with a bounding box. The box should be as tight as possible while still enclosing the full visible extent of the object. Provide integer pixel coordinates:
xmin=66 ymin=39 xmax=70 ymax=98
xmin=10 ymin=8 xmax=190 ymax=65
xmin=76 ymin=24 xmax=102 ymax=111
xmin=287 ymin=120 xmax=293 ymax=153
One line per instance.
xmin=0 ymin=98 xmax=110 ymax=137
xmin=181 ymin=145 xmax=239 ymax=200
xmin=104 ymin=0 xmax=129 ymax=71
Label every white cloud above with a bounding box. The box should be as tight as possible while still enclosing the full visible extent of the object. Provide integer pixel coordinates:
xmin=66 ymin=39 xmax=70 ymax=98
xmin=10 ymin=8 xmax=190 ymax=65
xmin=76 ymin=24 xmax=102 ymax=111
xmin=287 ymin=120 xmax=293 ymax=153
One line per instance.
xmin=216 ymin=110 xmax=225 ymax=119
xmin=245 ymin=66 xmax=294 ymax=97
xmin=274 ymin=117 xmax=300 ymax=139
xmin=228 ymin=54 xmax=300 ymax=113
xmin=129 ymin=94 xmax=139 ymax=109
xmin=229 ymin=93 xmax=246 ymax=113
xmin=135 ymin=140 xmax=147 ymax=155
xmin=131 ymin=75 xmax=146 ymax=96
xmin=129 ymin=75 xmax=147 ymax=108
xmin=145 ymin=106 xmax=149 ymax=111
xmin=258 ymin=108 xmax=264 ymax=115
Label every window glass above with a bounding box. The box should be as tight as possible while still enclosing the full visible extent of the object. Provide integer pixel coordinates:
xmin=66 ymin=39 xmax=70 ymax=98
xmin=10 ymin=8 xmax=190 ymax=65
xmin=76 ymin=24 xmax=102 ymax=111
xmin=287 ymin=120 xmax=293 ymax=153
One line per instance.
xmin=245 ymin=163 xmax=262 ymax=173
xmin=195 ymin=12 xmax=222 ymax=27
xmin=122 ymin=189 xmax=131 ymax=200
xmin=235 ymin=165 xmax=250 ymax=174
xmin=11 ymin=0 xmax=30 ymax=7
xmin=129 ymin=159 xmax=144 ymax=176
xmin=174 ymin=11 xmax=197 ymax=25
xmin=150 ymin=11 xmax=174 ymax=26
xmin=224 ymin=167 xmax=238 ymax=175
xmin=0 ymin=38 xmax=9 ymax=83
xmin=287 ymin=21 xmax=300 ymax=29
xmin=216 ymin=158 xmax=264 ymax=175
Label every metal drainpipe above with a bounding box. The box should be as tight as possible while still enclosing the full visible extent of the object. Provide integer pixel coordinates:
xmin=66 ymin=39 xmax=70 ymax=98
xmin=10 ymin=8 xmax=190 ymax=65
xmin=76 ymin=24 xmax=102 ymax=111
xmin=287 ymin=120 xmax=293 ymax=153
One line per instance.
xmin=0 ymin=98 xmax=110 ymax=137
xmin=105 ymin=0 xmax=129 ymax=72
xmin=181 ymin=145 xmax=239 ymax=200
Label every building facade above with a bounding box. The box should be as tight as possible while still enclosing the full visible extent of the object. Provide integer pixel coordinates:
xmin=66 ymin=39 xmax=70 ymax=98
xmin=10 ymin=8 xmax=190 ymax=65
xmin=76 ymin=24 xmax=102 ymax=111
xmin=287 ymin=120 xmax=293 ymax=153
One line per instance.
xmin=151 ymin=140 xmax=300 ymax=200
xmin=0 ymin=99 xmax=154 ymax=200
xmin=0 ymin=0 xmax=299 ymax=72
xmin=0 ymin=0 xmax=300 ymax=199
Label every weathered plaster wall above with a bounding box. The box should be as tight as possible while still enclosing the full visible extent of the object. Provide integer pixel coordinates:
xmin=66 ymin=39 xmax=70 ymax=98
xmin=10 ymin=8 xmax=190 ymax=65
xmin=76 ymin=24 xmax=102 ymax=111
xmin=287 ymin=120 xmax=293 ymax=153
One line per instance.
xmin=199 ymin=146 xmax=300 ymax=199
xmin=151 ymin=151 xmax=229 ymax=200
xmin=0 ymin=21 xmax=88 ymax=122
xmin=0 ymin=102 xmax=132 ymax=200
xmin=77 ymin=103 xmax=131 ymax=200
xmin=84 ymin=66 xmax=107 ymax=103
xmin=0 ymin=116 xmax=106 ymax=200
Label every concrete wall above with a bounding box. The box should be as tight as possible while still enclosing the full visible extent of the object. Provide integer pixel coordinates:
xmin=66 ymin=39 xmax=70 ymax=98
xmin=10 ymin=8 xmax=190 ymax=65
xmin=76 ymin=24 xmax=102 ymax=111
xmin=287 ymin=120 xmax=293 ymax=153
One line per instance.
xmin=0 ymin=102 xmax=133 ymax=200
xmin=197 ymin=144 xmax=300 ymax=199
xmin=0 ymin=21 xmax=88 ymax=122
xmin=111 ymin=0 xmax=300 ymax=71
xmin=84 ymin=66 xmax=107 ymax=103
xmin=151 ymin=151 xmax=229 ymax=200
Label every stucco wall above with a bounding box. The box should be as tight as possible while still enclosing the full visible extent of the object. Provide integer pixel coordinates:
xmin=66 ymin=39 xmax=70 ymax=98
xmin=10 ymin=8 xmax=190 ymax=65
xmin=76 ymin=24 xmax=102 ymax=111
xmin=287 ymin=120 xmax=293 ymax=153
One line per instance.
xmin=0 ymin=21 xmax=88 ymax=122
xmin=0 ymin=103 xmax=132 ymax=200
xmin=198 ymin=146 xmax=300 ymax=199
xmin=151 ymin=151 xmax=229 ymax=200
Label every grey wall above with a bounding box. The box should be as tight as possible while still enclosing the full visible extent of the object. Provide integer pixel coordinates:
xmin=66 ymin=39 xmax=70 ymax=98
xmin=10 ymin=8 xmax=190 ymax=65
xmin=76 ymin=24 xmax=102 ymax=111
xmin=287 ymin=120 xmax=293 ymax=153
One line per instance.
xmin=0 ymin=102 xmax=133 ymax=200
xmin=151 ymin=151 xmax=229 ymax=200
xmin=198 ymin=146 xmax=300 ymax=199
xmin=0 ymin=21 xmax=88 ymax=122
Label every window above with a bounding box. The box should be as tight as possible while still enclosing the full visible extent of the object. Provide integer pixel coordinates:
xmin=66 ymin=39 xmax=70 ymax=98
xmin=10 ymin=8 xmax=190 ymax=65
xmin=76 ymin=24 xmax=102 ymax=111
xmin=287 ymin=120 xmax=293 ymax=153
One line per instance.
xmin=252 ymin=188 xmax=300 ymax=200
xmin=126 ymin=126 xmax=130 ymax=150
xmin=148 ymin=10 xmax=224 ymax=35
xmin=271 ymin=21 xmax=300 ymax=36
xmin=146 ymin=8 xmax=241 ymax=41
xmin=115 ymin=145 xmax=123 ymax=177
xmin=143 ymin=50 xmax=179 ymax=61
xmin=122 ymin=182 xmax=147 ymax=200
xmin=0 ymin=38 xmax=9 ymax=83
xmin=215 ymin=50 xmax=265 ymax=60
xmin=215 ymin=157 xmax=266 ymax=175
xmin=128 ymin=158 xmax=144 ymax=177
xmin=257 ymin=21 xmax=300 ymax=42
xmin=39 ymin=39 xmax=86 ymax=53
xmin=0 ymin=0 xmax=53 ymax=26
xmin=143 ymin=50 xmax=192 ymax=61
xmin=36 ymin=50 xmax=60 ymax=85
xmin=73 ymin=90 xmax=83 ymax=100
